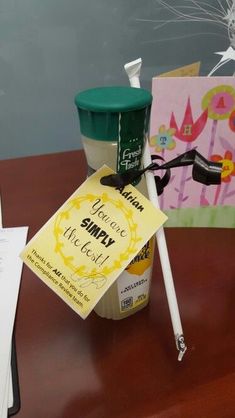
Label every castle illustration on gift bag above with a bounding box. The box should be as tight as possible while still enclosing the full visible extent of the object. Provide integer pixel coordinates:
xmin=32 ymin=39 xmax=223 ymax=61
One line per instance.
xmin=150 ymin=77 xmax=235 ymax=227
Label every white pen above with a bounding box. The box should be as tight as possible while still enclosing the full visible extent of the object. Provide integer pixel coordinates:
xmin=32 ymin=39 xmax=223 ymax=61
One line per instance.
xmin=124 ymin=58 xmax=187 ymax=361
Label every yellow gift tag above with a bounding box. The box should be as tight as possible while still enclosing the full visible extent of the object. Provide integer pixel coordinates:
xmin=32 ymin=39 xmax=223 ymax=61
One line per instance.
xmin=20 ymin=165 xmax=167 ymax=319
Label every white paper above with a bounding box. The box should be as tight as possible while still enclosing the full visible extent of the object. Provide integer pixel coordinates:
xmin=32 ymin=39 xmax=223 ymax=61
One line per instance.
xmin=8 ymin=366 xmax=13 ymax=408
xmin=0 ymin=195 xmax=14 ymax=414
xmin=0 ymin=227 xmax=28 ymax=418
xmin=1 ymin=357 xmax=11 ymax=418
xmin=0 ymin=195 xmax=2 ymax=229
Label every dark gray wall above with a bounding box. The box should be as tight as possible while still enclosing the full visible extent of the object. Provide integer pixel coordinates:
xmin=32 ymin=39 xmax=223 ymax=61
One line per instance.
xmin=0 ymin=0 xmax=233 ymax=159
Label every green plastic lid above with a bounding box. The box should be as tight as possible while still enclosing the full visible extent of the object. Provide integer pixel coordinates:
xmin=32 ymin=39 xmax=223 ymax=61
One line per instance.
xmin=74 ymin=86 xmax=152 ymax=141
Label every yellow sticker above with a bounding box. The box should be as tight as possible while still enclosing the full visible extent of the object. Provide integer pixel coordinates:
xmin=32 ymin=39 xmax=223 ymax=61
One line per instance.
xmin=20 ymin=165 xmax=167 ymax=319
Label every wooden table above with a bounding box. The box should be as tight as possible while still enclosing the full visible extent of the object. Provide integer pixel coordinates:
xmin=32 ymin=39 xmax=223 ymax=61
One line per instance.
xmin=1 ymin=150 xmax=235 ymax=418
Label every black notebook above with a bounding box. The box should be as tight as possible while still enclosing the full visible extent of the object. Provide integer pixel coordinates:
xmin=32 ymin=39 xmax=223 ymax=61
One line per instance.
xmin=8 ymin=337 xmax=20 ymax=417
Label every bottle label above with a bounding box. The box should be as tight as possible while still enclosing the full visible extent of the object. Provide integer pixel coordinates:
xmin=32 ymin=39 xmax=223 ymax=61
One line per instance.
xmin=117 ymin=237 xmax=154 ymax=313
xmin=117 ymin=108 xmax=149 ymax=184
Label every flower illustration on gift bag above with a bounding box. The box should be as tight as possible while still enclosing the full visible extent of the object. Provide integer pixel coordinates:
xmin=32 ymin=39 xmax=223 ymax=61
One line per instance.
xmin=169 ymin=97 xmax=208 ymax=208
xmin=202 ymin=85 xmax=235 ymax=123
xmin=150 ymin=125 xmax=176 ymax=209
xmin=211 ymin=151 xmax=235 ymax=205
xmin=150 ymin=125 xmax=176 ymax=152
xmin=170 ymin=98 xmax=208 ymax=143
xmin=200 ymin=85 xmax=235 ymax=206
xmin=229 ymin=110 xmax=235 ymax=132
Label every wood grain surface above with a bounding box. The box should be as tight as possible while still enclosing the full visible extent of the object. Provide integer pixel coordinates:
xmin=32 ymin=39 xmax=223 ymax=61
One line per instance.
xmin=1 ymin=151 xmax=235 ymax=418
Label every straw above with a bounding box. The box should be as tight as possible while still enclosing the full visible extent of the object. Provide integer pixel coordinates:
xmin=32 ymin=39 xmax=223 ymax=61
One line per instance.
xmin=124 ymin=58 xmax=187 ymax=360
